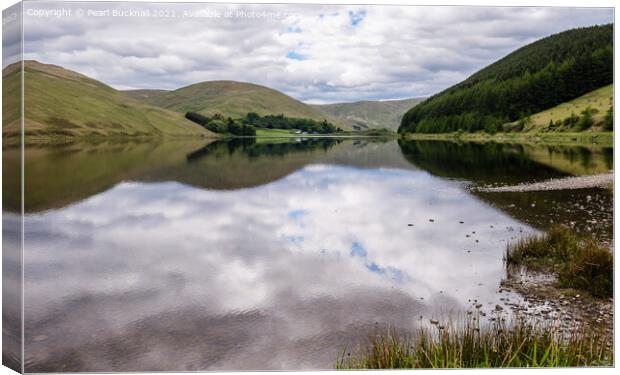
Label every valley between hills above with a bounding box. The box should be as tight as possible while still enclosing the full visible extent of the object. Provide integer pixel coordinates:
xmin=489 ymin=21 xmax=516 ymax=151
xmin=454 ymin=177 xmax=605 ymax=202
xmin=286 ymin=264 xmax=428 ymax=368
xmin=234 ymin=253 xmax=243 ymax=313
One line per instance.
xmin=2 ymin=24 xmax=613 ymax=145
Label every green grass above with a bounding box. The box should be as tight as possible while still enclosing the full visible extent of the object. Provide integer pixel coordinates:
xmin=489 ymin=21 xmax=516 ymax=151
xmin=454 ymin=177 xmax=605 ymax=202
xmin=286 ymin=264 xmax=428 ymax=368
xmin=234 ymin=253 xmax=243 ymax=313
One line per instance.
xmin=505 ymin=225 xmax=613 ymax=298
xmin=2 ymin=61 xmax=213 ymax=140
xmin=514 ymin=85 xmax=613 ymax=132
xmin=337 ymin=317 xmax=612 ymax=368
xmin=255 ymin=128 xmax=303 ymax=137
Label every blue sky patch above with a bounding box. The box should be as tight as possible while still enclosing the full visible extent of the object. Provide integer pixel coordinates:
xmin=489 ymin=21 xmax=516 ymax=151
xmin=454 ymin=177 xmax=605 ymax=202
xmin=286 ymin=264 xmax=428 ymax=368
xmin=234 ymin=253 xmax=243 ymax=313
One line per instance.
xmin=367 ymin=262 xmax=384 ymax=274
xmin=350 ymin=241 xmax=368 ymax=257
xmin=282 ymin=235 xmax=304 ymax=245
xmin=288 ymin=209 xmax=308 ymax=219
xmin=349 ymin=10 xmax=367 ymax=27
xmin=286 ymin=25 xmax=302 ymax=33
xmin=286 ymin=51 xmax=306 ymax=61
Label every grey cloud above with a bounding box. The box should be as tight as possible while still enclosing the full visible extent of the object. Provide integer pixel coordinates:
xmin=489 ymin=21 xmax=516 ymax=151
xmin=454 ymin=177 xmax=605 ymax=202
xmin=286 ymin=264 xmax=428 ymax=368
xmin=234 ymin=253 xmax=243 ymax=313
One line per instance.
xmin=96 ymin=40 xmax=163 ymax=58
xmin=19 ymin=2 xmax=613 ymax=102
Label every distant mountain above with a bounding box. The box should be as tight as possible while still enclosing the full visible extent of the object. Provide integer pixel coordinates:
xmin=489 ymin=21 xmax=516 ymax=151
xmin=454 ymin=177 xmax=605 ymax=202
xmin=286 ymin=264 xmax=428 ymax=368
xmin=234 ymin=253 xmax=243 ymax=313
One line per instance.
xmin=399 ymin=24 xmax=613 ymax=134
xmin=123 ymin=81 xmax=352 ymax=130
xmin=2 ymin=61 xmax=212 ymax=140
xmin=312 ymin=98 xmax=425 ymax=131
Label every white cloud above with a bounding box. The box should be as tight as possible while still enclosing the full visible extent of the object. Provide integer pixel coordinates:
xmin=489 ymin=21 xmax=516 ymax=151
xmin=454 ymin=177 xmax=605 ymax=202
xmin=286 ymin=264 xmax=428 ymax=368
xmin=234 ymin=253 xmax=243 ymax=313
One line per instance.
xmin=20 ymin=2 xmax=613 ymax=102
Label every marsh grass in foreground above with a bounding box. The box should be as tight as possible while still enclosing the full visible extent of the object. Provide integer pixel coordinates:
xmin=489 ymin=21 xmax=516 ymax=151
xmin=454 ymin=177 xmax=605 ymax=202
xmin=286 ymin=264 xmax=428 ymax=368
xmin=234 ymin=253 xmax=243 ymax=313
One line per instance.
xmin=505 ymin=225 xmax=612 ymax=298
xmin=336 ymin=318 xmax=612 ymax=368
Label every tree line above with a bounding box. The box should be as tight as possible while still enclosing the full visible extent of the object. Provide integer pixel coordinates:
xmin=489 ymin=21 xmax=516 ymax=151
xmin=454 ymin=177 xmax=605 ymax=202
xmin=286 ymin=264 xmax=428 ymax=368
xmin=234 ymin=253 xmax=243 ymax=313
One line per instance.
xmin=185 ymin=112 xmax=256 ymax=136
xmin=243 ymin=112 xmax=342 ymax=134
xmin=185 ymin=111 xmax=342 ymax=136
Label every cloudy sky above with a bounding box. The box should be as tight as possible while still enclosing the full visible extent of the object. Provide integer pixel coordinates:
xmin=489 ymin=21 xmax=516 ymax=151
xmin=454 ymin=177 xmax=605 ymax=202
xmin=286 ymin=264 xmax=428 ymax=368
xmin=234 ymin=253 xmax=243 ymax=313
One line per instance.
xmin=12 ymin=2 xmax=614 ymax=103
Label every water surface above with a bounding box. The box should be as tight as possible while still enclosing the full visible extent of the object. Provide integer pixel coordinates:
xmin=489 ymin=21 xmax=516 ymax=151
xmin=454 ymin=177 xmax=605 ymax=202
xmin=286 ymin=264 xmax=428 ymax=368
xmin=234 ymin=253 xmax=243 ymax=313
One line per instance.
xmin=4 ymin=138 xmax=611 ymax=371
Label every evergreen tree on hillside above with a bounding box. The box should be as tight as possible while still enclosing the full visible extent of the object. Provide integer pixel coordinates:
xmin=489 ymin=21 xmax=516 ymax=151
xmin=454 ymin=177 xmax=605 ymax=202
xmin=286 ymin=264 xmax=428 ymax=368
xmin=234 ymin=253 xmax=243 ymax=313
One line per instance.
xmin=603 ymin=107 xmax=613 ymax=131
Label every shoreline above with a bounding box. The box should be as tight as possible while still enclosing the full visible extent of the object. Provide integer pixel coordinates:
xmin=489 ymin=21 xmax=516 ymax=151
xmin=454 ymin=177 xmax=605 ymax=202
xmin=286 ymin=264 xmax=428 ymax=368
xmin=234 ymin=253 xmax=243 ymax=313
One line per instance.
xmin=338 ymin=225 xmax=613 ymax=368
xmin=475 ymin=172 xmax=614 ymax=192
xmin=401 ymin=131 xmax=613 ymax=147
xmin=501 ymin=266 xmax=613 ymax=342
xmin=2 ymin=133 xmax=394 ymax=148
xmin=6 ymin=131 xmax=612 ymax=147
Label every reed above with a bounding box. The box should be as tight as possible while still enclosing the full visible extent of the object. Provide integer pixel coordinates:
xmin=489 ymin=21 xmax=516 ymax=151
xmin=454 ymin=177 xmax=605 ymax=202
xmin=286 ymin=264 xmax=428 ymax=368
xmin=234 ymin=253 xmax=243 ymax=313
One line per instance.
xmin=505 ymin=225 xmax=612 ymax=298
xmin=336 ymin=317 xmax=612 ymax=368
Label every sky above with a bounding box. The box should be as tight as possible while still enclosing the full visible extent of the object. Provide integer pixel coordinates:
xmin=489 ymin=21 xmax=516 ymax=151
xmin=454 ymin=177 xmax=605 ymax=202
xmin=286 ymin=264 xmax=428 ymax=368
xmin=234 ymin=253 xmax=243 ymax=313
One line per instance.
xmin=6 ymin=2 xmax=614 ymax=103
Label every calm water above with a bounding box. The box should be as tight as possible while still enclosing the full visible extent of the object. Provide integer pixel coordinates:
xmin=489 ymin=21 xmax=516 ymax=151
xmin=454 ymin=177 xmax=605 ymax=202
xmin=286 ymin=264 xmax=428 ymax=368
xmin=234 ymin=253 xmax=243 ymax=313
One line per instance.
xmin=3 ymin=138 xmax=613 ymax=371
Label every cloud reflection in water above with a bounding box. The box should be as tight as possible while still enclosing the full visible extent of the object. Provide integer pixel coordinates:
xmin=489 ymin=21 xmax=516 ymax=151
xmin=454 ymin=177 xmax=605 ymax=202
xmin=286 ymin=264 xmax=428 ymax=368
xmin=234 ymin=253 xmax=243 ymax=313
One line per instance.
xmin=23 ymin=164 xmax=534 ymax=371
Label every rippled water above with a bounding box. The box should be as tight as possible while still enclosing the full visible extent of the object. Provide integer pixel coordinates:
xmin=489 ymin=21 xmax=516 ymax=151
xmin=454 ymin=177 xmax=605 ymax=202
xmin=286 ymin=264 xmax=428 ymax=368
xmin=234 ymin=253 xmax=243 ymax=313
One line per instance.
xmin=2 ymin=138 xmax=612 ymax=371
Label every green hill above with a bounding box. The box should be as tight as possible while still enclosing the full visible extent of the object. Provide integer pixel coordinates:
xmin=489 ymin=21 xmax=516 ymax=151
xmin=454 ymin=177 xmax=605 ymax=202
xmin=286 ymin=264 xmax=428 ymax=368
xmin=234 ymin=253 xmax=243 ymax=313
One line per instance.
xmin=506 ymin=84 xmax=613 ymax=132
xmin=399 ymin=24 xmax=613 ymax=134
xmin=128 ymin=81 xmax=351 ymax=130
xmin=123 ymin=89 xmax=170 ymax=101
xmin=2 ymin=61 xmax=212 ymax=140
xmin=312 ymin=98 xmax=425 ymax=131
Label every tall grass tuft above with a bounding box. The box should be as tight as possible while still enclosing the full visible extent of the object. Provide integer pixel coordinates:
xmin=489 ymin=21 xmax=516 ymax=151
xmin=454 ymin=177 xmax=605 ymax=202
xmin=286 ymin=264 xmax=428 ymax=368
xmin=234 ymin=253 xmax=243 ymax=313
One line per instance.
xmin=505 ymin=225 xmax=612 ymax=298
xmin=336 ymin=318 xmax=612 ymax=369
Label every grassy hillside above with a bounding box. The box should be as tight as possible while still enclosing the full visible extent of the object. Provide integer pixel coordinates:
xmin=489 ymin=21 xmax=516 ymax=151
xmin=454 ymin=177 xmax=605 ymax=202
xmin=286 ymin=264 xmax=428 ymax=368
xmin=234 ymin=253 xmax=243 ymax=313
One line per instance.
xmin=2 ymin=61 xmax=212 ymax=140
xmin=312 ymin=98 xmax=425 ymax=131
xmin=123 ymin=89 xmax=170 ymax=101
xmin=132 ymin=80 xmax=352 ymax=130
xmin=400 ymin=24 xmax=613 ymax=134
xmin=508 ymin=85 xmax=613 ymax=132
